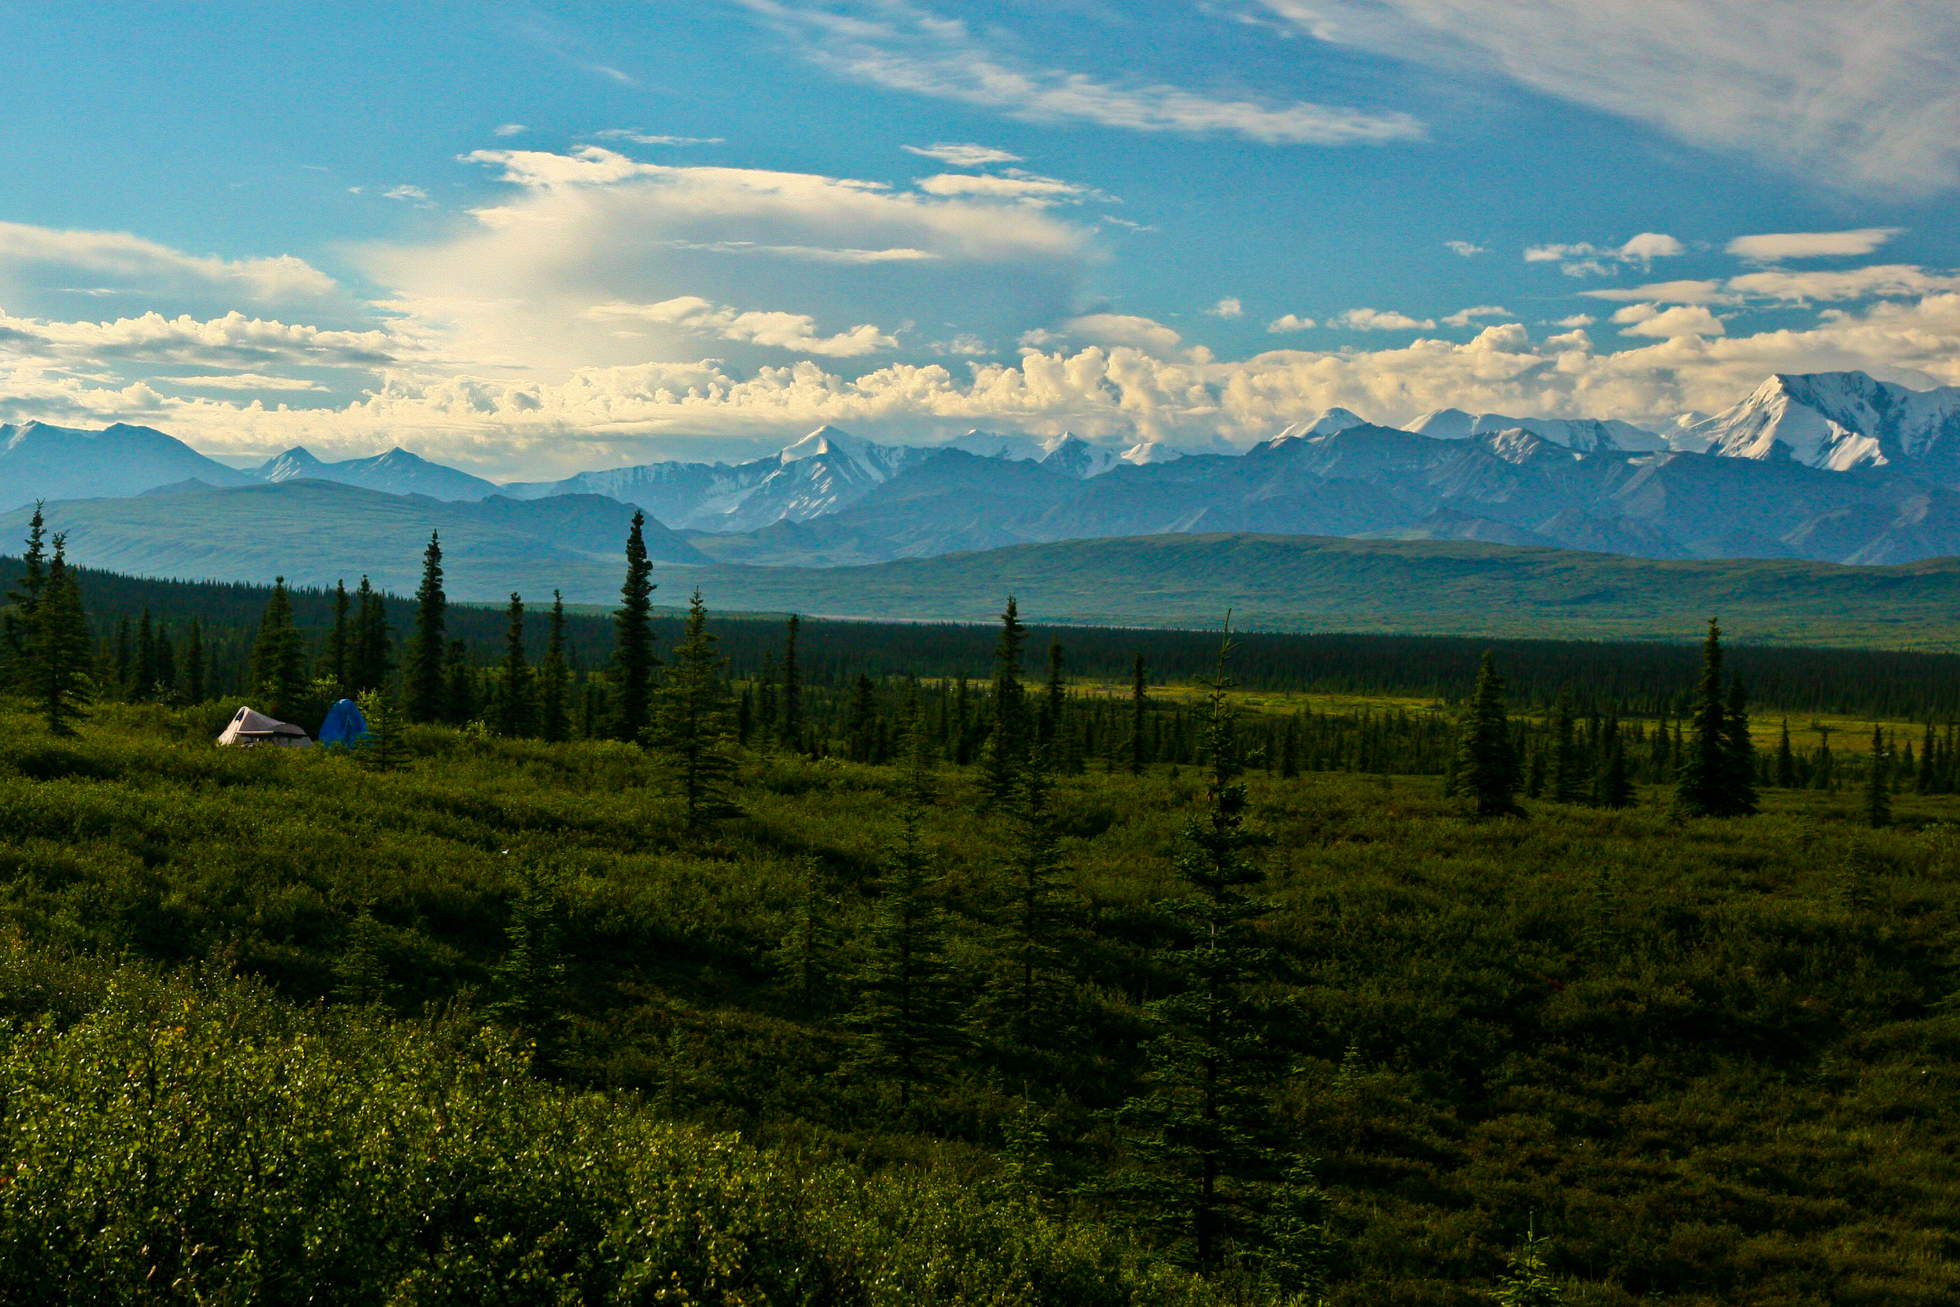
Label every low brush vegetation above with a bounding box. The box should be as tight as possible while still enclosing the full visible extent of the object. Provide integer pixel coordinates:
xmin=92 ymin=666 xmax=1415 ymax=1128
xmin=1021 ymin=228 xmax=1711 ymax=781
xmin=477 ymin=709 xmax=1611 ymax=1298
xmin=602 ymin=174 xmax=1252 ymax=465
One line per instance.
xmin=2 ymin=693 xmax=1959 ymax=1304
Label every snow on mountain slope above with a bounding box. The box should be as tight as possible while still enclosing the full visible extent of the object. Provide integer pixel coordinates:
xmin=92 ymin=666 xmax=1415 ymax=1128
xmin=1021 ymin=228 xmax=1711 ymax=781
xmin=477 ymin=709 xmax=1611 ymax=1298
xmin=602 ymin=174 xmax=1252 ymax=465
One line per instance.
xmin=1409 ymin=409 xmax=1666 ymax=453
xmin=253 ymin=446 xmax=500 ymax=500
xmin=1690 ymin=372 xmax=1960 ymax=472
xmin=0 ymin=420 xmax=253 ymax=509
xmin=1269 ymin=408 xmax=1371 ymax=442
xmin=1121 ymin=441 xmax=1184 ymax=466
xmin=1038 ymin=434 xmax=1126 ymax=478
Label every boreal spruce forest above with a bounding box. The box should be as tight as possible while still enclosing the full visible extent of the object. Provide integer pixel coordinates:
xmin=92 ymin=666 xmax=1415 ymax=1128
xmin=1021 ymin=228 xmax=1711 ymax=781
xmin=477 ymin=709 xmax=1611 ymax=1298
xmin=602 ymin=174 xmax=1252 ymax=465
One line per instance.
xmin=3 ymin=504 xmax=1959 ymax=1307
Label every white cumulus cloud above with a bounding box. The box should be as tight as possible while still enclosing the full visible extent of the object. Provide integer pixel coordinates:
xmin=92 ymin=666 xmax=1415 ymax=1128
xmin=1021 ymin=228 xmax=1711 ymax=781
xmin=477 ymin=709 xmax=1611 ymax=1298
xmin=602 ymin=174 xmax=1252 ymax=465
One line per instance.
xmin=1441 ymin=304 xmax=1511 ymax=327
xmin=1444 ymin=240 xmax=1487 ymax=257
xmin=1525 ymin=233 xmax=1685 ymax=276
xmin=1267 ymin=313 xmax=1316 ymax=332
xmin=1612 ymin=303 xmax=1727 ymax=338
xmin=1333 ymin=307 xmax=1436 ymax=330
xmin=1207 ymin=298 xmax=1245 ymax=319
xmin=585 ymin=296 xmax=898 ymax=357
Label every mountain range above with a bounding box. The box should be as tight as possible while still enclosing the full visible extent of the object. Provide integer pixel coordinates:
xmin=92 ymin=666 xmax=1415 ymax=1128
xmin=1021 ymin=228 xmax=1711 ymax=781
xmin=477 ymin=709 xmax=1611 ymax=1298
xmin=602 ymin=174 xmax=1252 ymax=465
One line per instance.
xmin=8 ymin=370 xmax=1960 ymax=578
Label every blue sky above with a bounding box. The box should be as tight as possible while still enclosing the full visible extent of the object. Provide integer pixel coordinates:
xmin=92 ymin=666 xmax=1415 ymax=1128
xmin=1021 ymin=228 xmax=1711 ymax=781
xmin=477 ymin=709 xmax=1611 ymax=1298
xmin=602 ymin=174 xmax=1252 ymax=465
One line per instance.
xmin=1 ymin=0 xmax=1957 ymax=475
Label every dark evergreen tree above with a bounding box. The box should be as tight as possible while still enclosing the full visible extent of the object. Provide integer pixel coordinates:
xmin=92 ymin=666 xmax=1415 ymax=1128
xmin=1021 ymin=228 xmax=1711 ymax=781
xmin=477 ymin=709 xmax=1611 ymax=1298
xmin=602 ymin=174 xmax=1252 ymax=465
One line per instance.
xmin=1278 ymin=714 xmax=1299 ymax=779
xmin=992 ymin=759 xmax=1073 ymax=1054
xmin=327 ymin=579 xmax=350 ymax=688
xmin=1454 ymin=652 xmax=1521 ymax=817
xmin=653 ymin=589 xmax=739 ymax=826
xmin=1674 ymin=620 xmax=1734 ymax=818
xmin=494 ymin=592 xmax=531 ymax=739
xmin=755 ymin=649 xmax=778 ymax=745
xmin=846 ymin=673 xmax=878 ymax=762
xmin=779 ymin=615 xmax=802 ymax=751
xmin=1597 ymin=713 xmax=1635 ymax=810
xmin=153 ymin=624 xmax=176 ymax=698
xmin=1724 ymin=676 xmax=1759 ymax=815
xmin=2 ymin=502 xmax=47 ymax=685
xmin=609 ymin=511 xmax=657 ymax=742
xmin=1038 ymin=637 xmax=1065 ymax=759
xmin=113 ymin=616 xmax=132 ymax=698
xmin=536 ymin=590 xmax=570 ymax=743
xmin=489 ymin=861 xmax=569 ymax=1073
xmin=443 ymin=639 xmax=476 ymax=726
xmin=1868 ymin=725 xmax=1891 ymax=828
xmin=250 ymin=577 xmax=308 ymax=717
xmin=983 ymin=597 xmax=1031 ymax=802
xmin=135 ymin=610 xmax=157 ymax=701
xmin=27 ymin=536 xmax=93 ymax=736
xmin=847 ymin=711 xmax=956 ymax=1108
xmin=1777 ymin=719 xmax=1798 ymax=788
xmin=184 ymin=618 xmax=207 ymax=704
xmin=1551 ymin=690 xmax=1587 ymax=803
xmin=1118 ymin=628 xmax=1279 ymax=1272
xmin=349 ymin=576 xmax=392 ymax=694
xmin=1130 ymin=654 xmax=1149 ymax=776
xmin=356 ymin=689 xmax=409 ymax=773
xmin=402 ymin=532 xmax=447 ymax=723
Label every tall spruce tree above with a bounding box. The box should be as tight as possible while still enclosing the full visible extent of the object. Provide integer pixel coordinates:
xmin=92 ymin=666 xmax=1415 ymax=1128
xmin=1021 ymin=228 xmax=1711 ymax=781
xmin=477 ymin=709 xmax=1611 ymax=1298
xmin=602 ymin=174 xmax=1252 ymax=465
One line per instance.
xmin=2 ymin=503 xmax=48 ymax=685
xmin=1129 ymin=654 xmax=1149 ymax=776
xmin=1118 ymin=626 xmax=1279 ymax=1272
xmin=653 ymin=588 xmax=739 ymax=826
xmin=1674 ymin=619 xmax=1735 ymax=818
xmin=184 ymin=618 xmax=206 ymax=704
xmin=992 ymin=757 xmax=1073 ymax=1054
xmin=847 ymin=707 xmax=956 ymax=1108
xmin=1724 ymin=677 xmax=1759 ymax=815
xmin=1597 ymin=711 xmax=1634 ymax=809
xmin=1777 ymin=719 xmax=1797 ymax=788
xmin=1550 ymin=690 xmax=1587 ymax=803
xmin=779 ymin=614 xmax=802 ymax=751
xmin=609 ymin=511 xmax=657 ymax=742
xmin=536 ymin=590 xmax=570 ymax=743
xmin=1038 ymin=637 xmax=1065 ymax=759
xmin=349 ymin=576 xmax=392 ymax=694
xmin=1868 ymin=725 xmax=1892 ymax=828
xmin=28 ymin=536 xmax=93 ymax=736
xmin=442 ymin=639 xmax=475 ymax=726
xmin=494 ymin=592 xmax=532 ymax=738
xmin=983 ymin=596 xmax=1031 ymax=802
xmin=251 ymin=577 xmax=308 ymax=717
xmin=135 ymin=610 xmax=157 ymax=702
xmin=1455 ymin=652 xmax=1522 ymax=817
xmin=328 ymin=579 xmax=350 ymax=688
xmin=846 ymin=673 xmax=878 ymax=762
xmin=402 ymin=532 xmax=447 ymax=722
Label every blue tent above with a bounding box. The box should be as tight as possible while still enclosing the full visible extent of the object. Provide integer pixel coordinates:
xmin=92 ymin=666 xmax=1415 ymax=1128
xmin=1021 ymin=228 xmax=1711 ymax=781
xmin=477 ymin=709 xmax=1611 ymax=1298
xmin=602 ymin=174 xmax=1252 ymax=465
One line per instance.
xmin=318 ymin=698 xmax=369 ymax=748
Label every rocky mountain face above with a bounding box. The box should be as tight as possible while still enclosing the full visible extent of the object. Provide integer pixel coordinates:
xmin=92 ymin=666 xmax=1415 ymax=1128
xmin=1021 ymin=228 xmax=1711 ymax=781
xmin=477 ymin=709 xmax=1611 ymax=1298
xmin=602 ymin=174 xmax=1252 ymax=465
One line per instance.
xmin=12 ymin=371 xmax=1960 ymax=571
xmin=253 ymin=446 xmax=501 ymax=500
xmin=1 ymin=421 xmax=252 ymax=509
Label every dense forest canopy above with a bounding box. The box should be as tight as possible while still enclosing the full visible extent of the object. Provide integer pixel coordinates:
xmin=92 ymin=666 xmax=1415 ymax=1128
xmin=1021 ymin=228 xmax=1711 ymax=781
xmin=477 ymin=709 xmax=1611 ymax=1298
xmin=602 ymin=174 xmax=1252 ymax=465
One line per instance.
xmin=6 ymin=553 xmax=1960 ymax=719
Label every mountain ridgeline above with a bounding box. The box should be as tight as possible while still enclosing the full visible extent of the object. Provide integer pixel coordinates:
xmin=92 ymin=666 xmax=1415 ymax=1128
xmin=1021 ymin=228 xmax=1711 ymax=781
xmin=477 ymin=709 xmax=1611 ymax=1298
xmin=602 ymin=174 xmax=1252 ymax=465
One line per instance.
xmin=9 ymin=371 xmax=1960 ymax=604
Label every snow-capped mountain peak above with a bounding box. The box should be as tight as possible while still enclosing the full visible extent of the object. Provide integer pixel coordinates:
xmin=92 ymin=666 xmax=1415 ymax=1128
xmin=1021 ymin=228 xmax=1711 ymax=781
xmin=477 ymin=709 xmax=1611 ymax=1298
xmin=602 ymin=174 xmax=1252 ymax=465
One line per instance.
xmin=1121 ymin=440 xmax=1184 ymax=466
xmin=1689 ymin=371 xmax=1960 ymax=472
xmin=1409 ymin=409 xmax=1665 ymax=454
xmin=1270 ymin=408 xmax=1371 ymax=442
xmin=1039 ymin=433 xmax=1126 ymax=478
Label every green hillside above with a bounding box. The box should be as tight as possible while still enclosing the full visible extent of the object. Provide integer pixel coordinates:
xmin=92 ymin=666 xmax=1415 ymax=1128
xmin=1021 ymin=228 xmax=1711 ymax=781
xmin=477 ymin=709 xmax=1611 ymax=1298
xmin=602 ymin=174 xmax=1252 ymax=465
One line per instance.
xmin=656 ymin=533 xmax=1960 ymax=648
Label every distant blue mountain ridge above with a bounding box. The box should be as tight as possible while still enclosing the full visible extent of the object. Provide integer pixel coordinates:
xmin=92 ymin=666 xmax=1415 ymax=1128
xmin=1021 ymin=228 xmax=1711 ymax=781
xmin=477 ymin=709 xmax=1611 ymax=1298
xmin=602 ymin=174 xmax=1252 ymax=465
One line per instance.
xmin=6 ymin=370 xmax=1960 ymax=572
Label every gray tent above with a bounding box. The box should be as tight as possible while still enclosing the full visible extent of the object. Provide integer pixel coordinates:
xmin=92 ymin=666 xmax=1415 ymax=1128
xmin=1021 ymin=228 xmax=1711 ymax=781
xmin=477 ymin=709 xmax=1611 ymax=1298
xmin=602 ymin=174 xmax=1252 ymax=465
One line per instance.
xmin=216 ymin=705 xmax=312 ymax=748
